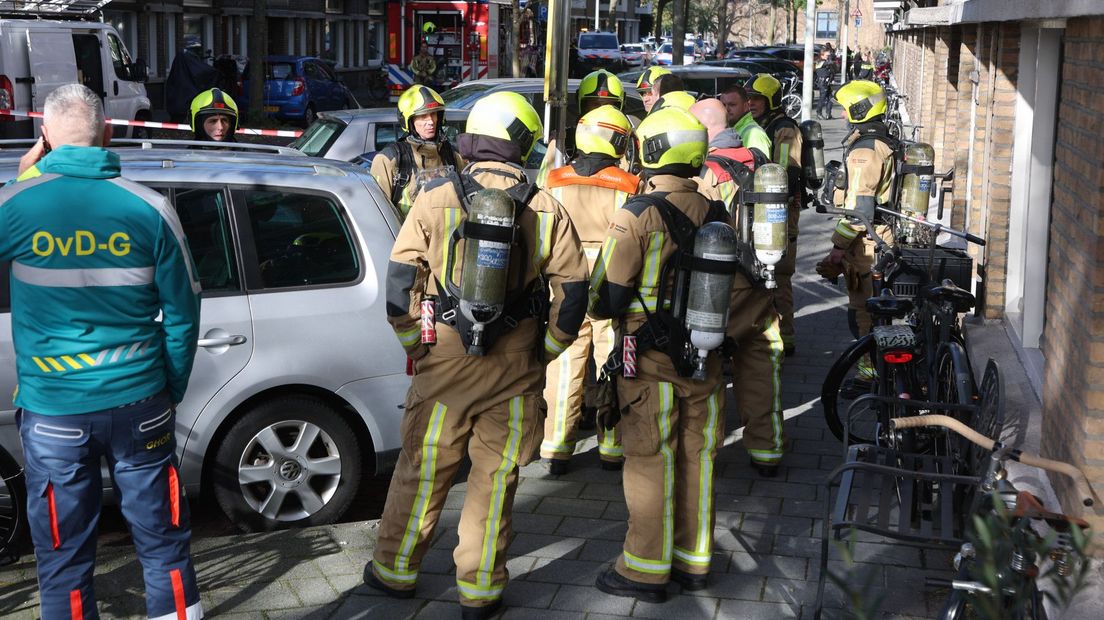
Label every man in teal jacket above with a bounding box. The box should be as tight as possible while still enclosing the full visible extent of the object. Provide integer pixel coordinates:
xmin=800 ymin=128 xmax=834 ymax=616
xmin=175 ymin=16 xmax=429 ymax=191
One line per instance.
xmin=0 ymin=84 xmax=203 ymax=620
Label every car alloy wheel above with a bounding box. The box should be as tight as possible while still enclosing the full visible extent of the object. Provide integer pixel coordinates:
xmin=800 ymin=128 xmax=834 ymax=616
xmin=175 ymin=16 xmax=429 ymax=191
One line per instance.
xmin=213 ymin=397 xmax=361 ymax=531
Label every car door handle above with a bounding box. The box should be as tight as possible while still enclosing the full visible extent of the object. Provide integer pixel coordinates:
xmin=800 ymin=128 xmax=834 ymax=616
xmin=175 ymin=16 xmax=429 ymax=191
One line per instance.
xmin=198 ymin=335 xmax=248 ymax=348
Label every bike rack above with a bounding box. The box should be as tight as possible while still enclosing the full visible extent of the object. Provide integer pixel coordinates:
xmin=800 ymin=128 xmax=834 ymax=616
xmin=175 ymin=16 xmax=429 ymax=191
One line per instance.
xmin=814 ymin=361 xmax=1004 ymax=618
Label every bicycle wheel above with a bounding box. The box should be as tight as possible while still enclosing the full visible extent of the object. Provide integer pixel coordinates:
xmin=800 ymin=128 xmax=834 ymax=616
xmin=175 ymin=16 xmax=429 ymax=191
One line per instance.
xmin=887 ymin=118 xmax=903 ymax=140
xmin=783 ymin=93 xmax=802 ymax=119
xmin=822 ymin=334 xmax=880 ymax=444
xmin=0 ymin=446 xmax=28 ymax=565
xmin=933 ymin=341 xmax=977 ymax=466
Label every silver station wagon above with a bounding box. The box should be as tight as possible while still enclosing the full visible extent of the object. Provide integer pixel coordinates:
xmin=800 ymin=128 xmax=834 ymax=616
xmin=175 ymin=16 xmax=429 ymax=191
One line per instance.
xmin=0 ymin=141 xmax=409 ymax=531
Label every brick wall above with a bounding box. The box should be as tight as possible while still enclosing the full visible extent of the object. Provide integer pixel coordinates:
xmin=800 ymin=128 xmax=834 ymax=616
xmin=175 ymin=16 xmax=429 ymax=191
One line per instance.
xmin=1042 ymin=15 xmax=1104 ymax=536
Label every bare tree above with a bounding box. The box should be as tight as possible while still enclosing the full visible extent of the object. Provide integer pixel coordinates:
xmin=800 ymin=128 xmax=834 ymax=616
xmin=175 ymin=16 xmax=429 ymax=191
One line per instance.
xmin=249 ymin=0 xmax=268 ymax=121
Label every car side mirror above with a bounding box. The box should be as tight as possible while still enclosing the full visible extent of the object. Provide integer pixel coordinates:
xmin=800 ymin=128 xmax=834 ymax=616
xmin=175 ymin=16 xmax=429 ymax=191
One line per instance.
xmin=129 ymin=60 xmax=149 ymax=83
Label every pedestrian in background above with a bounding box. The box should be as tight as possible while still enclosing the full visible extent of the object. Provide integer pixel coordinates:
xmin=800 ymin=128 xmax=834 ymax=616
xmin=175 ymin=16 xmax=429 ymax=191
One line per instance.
xmin=815 ymin=49 xmax=838 ymax=120
xmin=0 ymin=83 xmax=203 ymax=620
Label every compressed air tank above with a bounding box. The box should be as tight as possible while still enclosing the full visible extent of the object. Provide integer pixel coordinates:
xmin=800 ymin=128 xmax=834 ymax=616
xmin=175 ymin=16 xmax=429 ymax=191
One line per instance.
xmin=800 ymin=120 xmax=826 ymax=189
xmin=686 ymin=222 xmax=739 ymax=380
xmin=753 ymin=164 xmax=789 ymax=289
xmin=899 ymin=142 xmax=935 ymax=217
xmin=459 ymin=188 xmax=515 ymax=355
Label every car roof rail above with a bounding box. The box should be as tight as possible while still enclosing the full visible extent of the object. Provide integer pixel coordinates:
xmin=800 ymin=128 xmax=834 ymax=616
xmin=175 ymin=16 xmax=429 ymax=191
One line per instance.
xmin=0 ymin=138 xmax=304 ymax=157
xmin=108 ymin=139 xmax=305 ymax=156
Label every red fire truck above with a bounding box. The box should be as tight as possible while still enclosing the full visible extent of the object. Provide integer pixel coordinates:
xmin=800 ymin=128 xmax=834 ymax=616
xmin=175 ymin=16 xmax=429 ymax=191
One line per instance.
xmin=385 ymin=0 xmax=515 ymax=100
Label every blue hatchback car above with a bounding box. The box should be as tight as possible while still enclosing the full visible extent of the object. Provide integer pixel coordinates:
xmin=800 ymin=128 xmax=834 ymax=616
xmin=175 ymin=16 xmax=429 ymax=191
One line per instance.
xmin=241 ymin=56 xmax=359 ymax=125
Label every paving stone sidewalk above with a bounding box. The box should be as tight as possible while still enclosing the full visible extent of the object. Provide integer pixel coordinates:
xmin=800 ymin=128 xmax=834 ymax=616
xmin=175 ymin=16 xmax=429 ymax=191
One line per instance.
xmin=2 ymin=113 xmax=1096 ymax=619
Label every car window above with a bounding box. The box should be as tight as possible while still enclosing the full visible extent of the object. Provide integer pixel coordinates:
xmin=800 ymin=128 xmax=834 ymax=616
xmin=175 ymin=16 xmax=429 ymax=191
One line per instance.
xmin=374 ymin=123 xmax=401 ymax=151
xmin=243 ymin=191 xmax=359 ymax=289
xmin=316 ymin=62 xmax=338 ymax=81
xmin=171 ymin=188 xmax=241 ymax=293
xmin=303 ymin=62 xmax=322 ymax=79
xmin=441 ymin=83 xmax=496 ymax=109
xmin=579 ymin=34 xmax=618 ymax=50
xmin=268 ymin=62 xmax=296 ymax=79
xmin=292 ymin=119 xmax=345 ymax=157
xmin=106 ymin=33 xmax=133 ymax=80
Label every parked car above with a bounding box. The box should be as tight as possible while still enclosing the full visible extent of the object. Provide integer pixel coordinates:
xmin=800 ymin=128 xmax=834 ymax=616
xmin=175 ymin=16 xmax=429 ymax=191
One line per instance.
xmin=760 ymin=46 xmax=809 ymax=70
xmin=576 ymin=31 xmax=623 ymax=74
xmin=618 ymin=65 xmax=753 ymax=98
xmin=653 ymin=42 xmax=697 ymax=66
xmin=291 ymin=107 xmax=468 ymax=163
xmin=241 ymin=55 xmax=359 ymax=126
xmin=0 ymin=141 xmax=408 ymax=532
xmin=294 ymin=79 xmax=647 ymax=177
xmin=702 ymin=56 xmax=800 ymax=80
xmin=0 ymin=18 xmax=150 ymax=138
xmin=620 ymin=43 xmax=650 ymax=68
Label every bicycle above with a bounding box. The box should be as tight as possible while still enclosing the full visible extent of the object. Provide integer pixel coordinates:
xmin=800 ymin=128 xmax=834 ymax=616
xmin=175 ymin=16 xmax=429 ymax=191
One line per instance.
xmin=817 ymin=203 xmax=985 ymax=458
xmin=0 ymin=440 xmax=28 ymax=566
xmin=892 ymin=414 xmax=1096 ymax=620
xmin=884 ymin=86 xmax=907 ymax=141
xmin=780 ymin=74 xmax=802 ymax=120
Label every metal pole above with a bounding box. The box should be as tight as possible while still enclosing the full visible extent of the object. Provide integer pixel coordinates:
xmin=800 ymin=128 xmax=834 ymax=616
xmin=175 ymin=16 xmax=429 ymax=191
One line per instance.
xmin=801 ymin=0 xmax=815 ymax=121
xmin=595 ymin=0 xmax=600 ymax=31
xmin=544 ymin=0 xmax=570 ymax=169
xmin=840 ymin=0 xmax=850 ymax=82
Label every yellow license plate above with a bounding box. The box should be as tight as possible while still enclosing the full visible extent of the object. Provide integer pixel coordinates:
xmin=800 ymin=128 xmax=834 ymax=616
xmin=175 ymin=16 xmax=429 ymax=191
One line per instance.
xmin=263 ymin=105 xmax=279 ymax=113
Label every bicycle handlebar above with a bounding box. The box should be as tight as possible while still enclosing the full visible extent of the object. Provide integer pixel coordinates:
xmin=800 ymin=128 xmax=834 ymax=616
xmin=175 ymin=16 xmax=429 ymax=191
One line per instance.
xmin=874 ymin=207 xmax=986 ymax=247
xmin=891 ymin=415 xmax=1096 ymax=507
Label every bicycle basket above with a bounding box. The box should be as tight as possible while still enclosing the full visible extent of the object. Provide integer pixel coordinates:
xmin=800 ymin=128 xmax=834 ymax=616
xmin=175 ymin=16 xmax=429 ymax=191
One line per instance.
xmin=888 ymin=245 xmax=973 ymax=299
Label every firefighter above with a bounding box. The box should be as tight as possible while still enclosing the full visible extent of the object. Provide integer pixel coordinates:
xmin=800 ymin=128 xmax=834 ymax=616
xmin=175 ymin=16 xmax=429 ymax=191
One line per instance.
xmin=190 ymin=87 xmax=238 ymax=142
xmin=691 ymin=98 xmax=786 ymax=476
xmin=823 ymin=80 xmax=897 ymax=349
xmin=537 ymin=69 xmax=629 ymax=185
xmin=410 ymin=43 xmax=438 ymax=86
xmin=718 ymin=84 xmax=772 ymax=163
xmin=540 ymin=105 xmax=639 ymax=475
xmin=635 ymin=66 xmax=673 ymax=113
xmin=371 ymin=85 xmax=463 ymax=218
xmin=589 ymin=107 xmax=728 ymax=601
xmin=365 ymin=91 xmax=589 ymax=619
xmin=745 ymin=74 xmax=804 ymax=356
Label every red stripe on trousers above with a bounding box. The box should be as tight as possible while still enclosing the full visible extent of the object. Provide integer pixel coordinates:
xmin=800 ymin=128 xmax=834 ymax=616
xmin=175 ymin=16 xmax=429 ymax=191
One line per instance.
xmin=47 ymin=483 xmax=61 ymax=549
xmin=170 ymin=568 xmax=186 ymax=619
xmin=69 ymin=589 xmax=83 ymax=620
xmin=168 ymin=464 xmax=180 ymax=527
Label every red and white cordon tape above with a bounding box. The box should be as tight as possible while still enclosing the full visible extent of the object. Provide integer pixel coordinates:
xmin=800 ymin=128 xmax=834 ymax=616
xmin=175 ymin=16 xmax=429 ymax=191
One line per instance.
xmin=0 ymin=109 xmax=303 ymax=138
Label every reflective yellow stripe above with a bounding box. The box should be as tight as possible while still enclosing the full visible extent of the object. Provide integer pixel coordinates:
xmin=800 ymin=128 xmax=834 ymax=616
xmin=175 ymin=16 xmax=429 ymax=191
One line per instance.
xmin=778 ymin=143 xmax=790 ymax=168
xmin=60 ymin=355 xmax=82 ymax=370
xmin=598 ymin=431 xmax=623 ymax=458
xmin=373 ymin=559 xmax=418 ymax=584
xmin=623 ymin=549 xmax=671 ymax=575
xmin=534 ymin=212 xmax=554 ymax=266
xmin=457 ymin=579 xmax=505 ymax=600
xmin=477 ymin=396 xmax=524 ymax=588
xmin=395 ymin=401 xmax=448 ymax=572
xmin=834 ymin=219 xmax=860 ymax=239
xmin=641 ymin=232 xmax=664 ymax=291
xmin=443 ymin=207 xmax=461 ymax=284
xmin=44 ymin=357 xmax=65 ymax=372
xmin=32 ymin=357 xmax=51 ymax=373
xmin=658 ymin=382 xmax=675 ymax=566
xmin=544 ymin=331 xmax=567 ymax=357
xmin=78 ymin=353 xmax=97 ymax=366
xmin=547 ymin=347 xmax=575 ymax=454
xmin=591 ymin=238 xmax=617 ymax=289
xmin=846 ymin=169 xmax=863 ymax=210
xmin=750 ymin=318 xmax=785 ymax=464
xmin=673 ymin=546 xmax=713 ymax=566
xmin=695 ymin=387 xmax=722 ymax=553
xmin=719 ymin=180 xmax=737 ymax=216
xmin=15 ymin=165 xmax=41 ymax=182
xmin=396 ymin=327 xmax=421 ymax=348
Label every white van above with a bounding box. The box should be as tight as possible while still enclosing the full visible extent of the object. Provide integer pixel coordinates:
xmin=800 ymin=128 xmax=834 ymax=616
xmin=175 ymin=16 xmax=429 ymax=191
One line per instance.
xmin=0 ymin=19 xmax=150 ymax=138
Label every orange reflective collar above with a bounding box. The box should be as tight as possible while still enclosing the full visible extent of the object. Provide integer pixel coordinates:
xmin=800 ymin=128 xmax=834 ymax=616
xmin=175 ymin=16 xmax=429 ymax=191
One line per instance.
xmin=546 ymin=165 xmax=639 ymax=194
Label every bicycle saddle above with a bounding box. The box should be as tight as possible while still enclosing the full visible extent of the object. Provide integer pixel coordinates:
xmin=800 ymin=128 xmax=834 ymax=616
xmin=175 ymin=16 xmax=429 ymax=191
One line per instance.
xmin=923 ymin=279 xmax=975 ymax=312
xmin=866 ymin=289 xmax=914 ymax=318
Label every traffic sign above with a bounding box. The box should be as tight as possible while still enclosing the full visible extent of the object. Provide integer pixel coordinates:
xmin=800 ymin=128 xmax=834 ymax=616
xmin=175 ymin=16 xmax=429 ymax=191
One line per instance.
xmin=855 ymin=17 xmax=862 ymax=27
xmin=852 ymin=8 xmax=863 ymax=18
